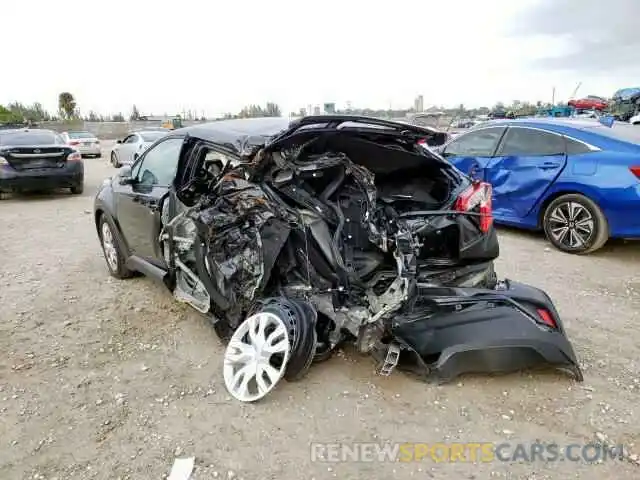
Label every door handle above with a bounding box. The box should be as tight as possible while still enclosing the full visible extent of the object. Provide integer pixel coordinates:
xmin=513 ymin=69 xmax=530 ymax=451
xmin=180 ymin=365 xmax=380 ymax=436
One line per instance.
xmin=539 ymin=162 xmax=560 ymax=169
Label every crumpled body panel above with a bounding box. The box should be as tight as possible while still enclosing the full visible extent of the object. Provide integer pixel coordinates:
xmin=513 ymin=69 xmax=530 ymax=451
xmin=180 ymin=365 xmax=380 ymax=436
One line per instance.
xmin=391 ymin=280 xmax=584 ymax=382
xmin=188 ymin=175 xmax=292 ymax=308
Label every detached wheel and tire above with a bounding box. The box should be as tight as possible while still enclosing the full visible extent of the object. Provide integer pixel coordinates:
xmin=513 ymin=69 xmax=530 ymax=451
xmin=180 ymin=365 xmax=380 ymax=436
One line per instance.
xmin=542 ymin=194 xmax=609 ymax=254
xmin=111 ymin=152 xmax=121 ymax=168
xmin=98 ymin=215 xmax=134 ymax=279
xmin=70 ymin=183 xmax=84 ymax=195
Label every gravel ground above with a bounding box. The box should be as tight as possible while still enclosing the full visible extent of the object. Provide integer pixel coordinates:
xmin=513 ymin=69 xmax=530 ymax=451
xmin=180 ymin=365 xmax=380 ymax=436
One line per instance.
xmin=1 ymin=142 xmax=639 ymax=480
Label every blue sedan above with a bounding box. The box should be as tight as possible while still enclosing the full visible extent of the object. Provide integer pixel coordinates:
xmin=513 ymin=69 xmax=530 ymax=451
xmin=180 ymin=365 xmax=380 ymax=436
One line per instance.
xmin=438 ymin=118 xmax=640 ymax=254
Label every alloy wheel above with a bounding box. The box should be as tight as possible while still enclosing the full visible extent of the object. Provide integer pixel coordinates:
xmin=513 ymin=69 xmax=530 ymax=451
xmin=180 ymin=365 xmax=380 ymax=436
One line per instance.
xmin=223 ymin=312 xmax=291 ymax=402
xmin=547 ymin=201 xmax=595 ymax=249
xmin=101 ymin=222 xmax=119 ymax=271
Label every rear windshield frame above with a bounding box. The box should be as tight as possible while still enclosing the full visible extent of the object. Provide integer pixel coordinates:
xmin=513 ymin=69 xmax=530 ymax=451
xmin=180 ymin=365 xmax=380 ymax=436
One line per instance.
xmin=0 ymin=131 xmax=64 ymax=146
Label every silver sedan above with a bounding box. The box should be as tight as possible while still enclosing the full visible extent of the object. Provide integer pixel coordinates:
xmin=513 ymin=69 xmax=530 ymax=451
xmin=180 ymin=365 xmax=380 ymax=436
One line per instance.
xmin=61 ymin=131 xmax=101 ymax=157
xmin=110 ymin=130 xmax=167 ymax=167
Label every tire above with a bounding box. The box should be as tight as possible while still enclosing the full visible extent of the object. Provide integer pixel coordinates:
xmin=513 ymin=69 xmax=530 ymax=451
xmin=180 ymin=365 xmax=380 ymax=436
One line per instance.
xmin=111 ymin=151 xmax=121 ymax=168
xmin=70 ymin=183 xmax=84 ymax=194
xmin=258 ymin=298 xmax=317 ymax=382
xmin=542 ymin=193 xmax=609 ymax=254
xmin=98 ymin=215 xmax=134 ymax=279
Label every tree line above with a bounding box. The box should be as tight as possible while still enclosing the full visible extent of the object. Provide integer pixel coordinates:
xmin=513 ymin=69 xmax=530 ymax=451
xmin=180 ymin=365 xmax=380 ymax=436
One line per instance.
xmin=1 ymin=91 xmax=562 ymax=126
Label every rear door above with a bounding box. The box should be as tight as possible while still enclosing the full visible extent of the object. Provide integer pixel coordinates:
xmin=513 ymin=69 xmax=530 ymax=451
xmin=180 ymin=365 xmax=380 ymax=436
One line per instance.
xmin=116 ymin=137 xmax=184 ymax=263
xmin=440 ymin=127 xmax=507 ymax=179
xmin=487 ymin=127 xmax=568 ymax=219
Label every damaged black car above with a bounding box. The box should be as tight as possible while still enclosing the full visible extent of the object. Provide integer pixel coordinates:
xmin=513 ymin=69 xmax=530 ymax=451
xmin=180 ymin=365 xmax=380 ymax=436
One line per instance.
xmin=94 ymin=115 xmax=583 ymax=402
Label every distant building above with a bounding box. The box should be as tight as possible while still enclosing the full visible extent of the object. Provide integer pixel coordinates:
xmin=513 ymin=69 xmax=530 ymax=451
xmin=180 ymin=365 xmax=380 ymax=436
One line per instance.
xmin=323 ymin=103 xmax=336 ymax=114
xmin=414 ymin=95 xmax=424 ymax=113
xmin=313 ymin=105 xmax=321 ymax=115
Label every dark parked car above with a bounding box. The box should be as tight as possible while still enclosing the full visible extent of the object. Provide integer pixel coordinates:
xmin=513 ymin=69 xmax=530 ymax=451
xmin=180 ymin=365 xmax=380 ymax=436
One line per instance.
xmin=0 ymin=129 xmax=84 ymax=198
xmin=94 ymin=116 xmax=582 ymax=402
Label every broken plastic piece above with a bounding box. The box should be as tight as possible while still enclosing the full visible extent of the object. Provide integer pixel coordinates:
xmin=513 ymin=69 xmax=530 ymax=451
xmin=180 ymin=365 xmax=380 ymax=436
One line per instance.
xmin=168 ymin=457 xmax=195 ymax=480
xmin=377 ymin=343 xmax=401 ymax=376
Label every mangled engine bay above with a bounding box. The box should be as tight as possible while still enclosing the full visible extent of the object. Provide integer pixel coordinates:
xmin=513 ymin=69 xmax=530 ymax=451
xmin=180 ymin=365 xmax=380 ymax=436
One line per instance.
xmin=161 ymin=125 xmax=583 ymax=402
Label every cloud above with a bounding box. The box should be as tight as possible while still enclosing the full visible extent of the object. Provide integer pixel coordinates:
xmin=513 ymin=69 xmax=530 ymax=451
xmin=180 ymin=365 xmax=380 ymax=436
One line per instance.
xmin=509 ymin=0 xmax=640 ymax=73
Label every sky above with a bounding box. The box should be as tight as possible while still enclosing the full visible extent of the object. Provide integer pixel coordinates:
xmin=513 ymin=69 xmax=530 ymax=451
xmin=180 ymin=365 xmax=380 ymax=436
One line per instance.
xmin=2 ymin=0 xmax=639 ymax=118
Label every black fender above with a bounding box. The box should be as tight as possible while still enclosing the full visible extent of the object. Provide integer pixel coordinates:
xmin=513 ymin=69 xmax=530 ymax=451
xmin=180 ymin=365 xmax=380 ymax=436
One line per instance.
xmin=391 ymin=280 xmax=584 ymax=383
xmin=94 ymin=180 xmax=132 ymax=257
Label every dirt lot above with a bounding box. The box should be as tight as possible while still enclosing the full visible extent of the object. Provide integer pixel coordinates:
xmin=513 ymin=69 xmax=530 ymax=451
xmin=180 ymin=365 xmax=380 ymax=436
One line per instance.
xmin=1 ymin=141 xmax=639 ymax=480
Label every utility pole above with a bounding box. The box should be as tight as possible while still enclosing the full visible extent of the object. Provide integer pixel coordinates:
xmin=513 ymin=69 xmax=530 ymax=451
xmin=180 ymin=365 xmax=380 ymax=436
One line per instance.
xmin=551 ymin=87 xmax=556 ymax=105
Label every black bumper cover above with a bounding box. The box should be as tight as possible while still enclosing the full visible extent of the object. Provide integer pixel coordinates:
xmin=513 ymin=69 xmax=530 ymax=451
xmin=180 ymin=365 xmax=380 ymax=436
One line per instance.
xmin=0 ymin=162 xmax=83 ymax=191
xmin=391 ymin=280 xmax=584 ymax=383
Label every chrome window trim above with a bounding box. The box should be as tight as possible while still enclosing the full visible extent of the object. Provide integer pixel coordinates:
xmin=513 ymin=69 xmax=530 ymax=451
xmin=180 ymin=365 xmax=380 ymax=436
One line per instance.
xmin=504 ymin=125 xmax=601 ymax=152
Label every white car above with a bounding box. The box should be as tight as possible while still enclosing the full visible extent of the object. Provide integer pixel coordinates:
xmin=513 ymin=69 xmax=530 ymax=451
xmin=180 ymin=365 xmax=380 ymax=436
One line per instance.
xmin=60 ymin=131 xmax=101 ymax=157
xmin=110 ymin=130 xmax=167 ymax=167
xmin=629 ymin=113 xmax=640 ymax=125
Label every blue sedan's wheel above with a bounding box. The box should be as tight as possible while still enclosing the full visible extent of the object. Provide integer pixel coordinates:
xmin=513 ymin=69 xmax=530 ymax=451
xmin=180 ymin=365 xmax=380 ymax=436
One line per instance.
xmin=543 ymin=194 xmax=609 ymax=254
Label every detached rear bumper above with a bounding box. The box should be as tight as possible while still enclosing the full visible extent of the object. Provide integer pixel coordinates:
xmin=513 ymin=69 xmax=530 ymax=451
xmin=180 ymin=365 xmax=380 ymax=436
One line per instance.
xmin=0 ymin=161 xmax=84 ymax=191
xmin=391 ymin=280 xmax=583 ymax=382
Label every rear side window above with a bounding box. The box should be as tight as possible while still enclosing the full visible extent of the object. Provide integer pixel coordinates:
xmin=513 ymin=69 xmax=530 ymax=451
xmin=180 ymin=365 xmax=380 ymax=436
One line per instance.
xmin=443 ymin=127 xmax=506 ymax=157
xmin=497 ymin=128 xmax=565 ymax=156
xmin=564 ymin=137 xmax=593 ymax=155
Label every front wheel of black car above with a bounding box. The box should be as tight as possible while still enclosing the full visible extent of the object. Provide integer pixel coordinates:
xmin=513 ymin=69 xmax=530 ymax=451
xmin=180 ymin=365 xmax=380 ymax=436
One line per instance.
xmin=543 ymin=194 xmax=609 ymax=254
xmin=98 ymin=215 xmax=134 ymax=279
xmin=71 ymin=184 xmax=84 ymax=194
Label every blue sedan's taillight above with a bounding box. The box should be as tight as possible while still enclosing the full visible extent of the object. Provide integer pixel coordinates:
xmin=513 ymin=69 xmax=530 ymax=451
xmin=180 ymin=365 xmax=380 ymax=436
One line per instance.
xmin=630 ymin=166 xmax=640 ymax=180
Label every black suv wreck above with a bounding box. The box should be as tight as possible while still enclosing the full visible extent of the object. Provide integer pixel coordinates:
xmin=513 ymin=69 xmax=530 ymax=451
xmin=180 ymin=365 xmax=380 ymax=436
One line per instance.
xmin=94 ymin=115 xmax=583 ymax=402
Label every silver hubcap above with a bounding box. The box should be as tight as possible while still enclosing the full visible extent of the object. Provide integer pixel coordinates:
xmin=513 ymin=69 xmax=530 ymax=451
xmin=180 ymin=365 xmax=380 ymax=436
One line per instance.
xmin=223 ymin=312 xmax=291 ymax=402
xmin=101 ymin=222 xmax=119 ymax=271
xmin=548 ymin=201 xmax=595 ymax=249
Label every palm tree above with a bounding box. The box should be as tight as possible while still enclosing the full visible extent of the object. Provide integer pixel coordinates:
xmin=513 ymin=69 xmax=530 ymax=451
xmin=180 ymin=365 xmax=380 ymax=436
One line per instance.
xmin=58 ymin=92 xmax=77 ymax=120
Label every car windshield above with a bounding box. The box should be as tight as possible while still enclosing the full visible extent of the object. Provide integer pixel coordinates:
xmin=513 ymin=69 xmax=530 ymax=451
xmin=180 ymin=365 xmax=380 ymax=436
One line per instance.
xmin=140 ymin=131 xmax=165 ymax=142
xmin=583 ymin=123 xmax=640 ymax=144
xmin=67 ymin=131 xmax=94 ymax=139
xmin=0 ymin=131 xmax=63 ymax=146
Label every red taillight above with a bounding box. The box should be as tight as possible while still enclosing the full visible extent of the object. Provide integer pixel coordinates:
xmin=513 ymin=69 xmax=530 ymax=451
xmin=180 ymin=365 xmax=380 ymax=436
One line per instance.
xmin=67 ymin=152 xmax=82 ymax=161
xmin=536 ymin=308 xmax=557 ymax=329
xmin=630 ymin=166 xmax=640 ymax=179
xmin=69 ymin=140 xmax=80 ymax=146
xmin=454 ymin=181 xmax=493 ymax=232
xmin=417 ymin=138 xmax=427 ymax=145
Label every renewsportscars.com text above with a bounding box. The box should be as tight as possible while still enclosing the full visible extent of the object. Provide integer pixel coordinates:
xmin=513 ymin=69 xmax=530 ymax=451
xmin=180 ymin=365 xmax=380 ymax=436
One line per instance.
xmin=310 ymin=442 xmax=625 ymax=463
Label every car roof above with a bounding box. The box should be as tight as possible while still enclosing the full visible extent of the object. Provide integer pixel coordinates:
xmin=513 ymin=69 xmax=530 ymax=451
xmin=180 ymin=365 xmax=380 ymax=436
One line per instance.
xmin=469 ymin=118 xmax=640 ymax=151
xmin=169 ymin=115 xmax=450 ymax=156
xmin=166 ymin=117 xmax=292 ymax=156
xmin=0 ymin=128 xmax=57 ymax=135
xmin=176 ymin=117 xmax=291 ymax=139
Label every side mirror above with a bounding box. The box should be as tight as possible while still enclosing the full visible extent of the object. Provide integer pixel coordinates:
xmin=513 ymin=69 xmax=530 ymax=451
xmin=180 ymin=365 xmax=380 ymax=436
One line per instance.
xmin=116 ymin=139 xmax=122 ymax=144
xmin=118 ymin=166 xmax=136 ymax=185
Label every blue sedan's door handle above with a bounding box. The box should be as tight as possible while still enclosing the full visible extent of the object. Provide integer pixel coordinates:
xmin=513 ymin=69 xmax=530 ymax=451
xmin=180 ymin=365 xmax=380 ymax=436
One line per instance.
xmin=539 ymin=161 xmax=560 ymax=170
